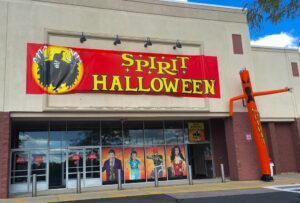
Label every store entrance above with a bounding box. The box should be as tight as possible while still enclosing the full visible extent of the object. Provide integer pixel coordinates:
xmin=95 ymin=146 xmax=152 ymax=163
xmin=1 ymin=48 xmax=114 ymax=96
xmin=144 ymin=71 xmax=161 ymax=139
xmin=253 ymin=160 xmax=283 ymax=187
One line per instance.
xmin=67 ymin=147 xmax=101 ymax=188
xmin=187 ymin=144 xmax=213 ymax=179
xmin=49 ymin=151 xmax=66 ymax=189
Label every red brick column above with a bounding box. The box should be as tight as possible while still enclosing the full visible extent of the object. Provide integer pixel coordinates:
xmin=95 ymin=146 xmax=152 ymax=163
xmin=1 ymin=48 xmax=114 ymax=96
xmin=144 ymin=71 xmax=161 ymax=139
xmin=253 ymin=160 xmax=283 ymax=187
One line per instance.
xmin=263 ymin=122 xmax=282 ymax=174
xmin=224 ymin=112 xmax=260 ymax=180
xmin=292 ymin=118 xmax=300 ymax=172
xmin=211 ymin=119 xmax=230 ymax=177
xmin=0 ymin=112 xmax=10 ymax=198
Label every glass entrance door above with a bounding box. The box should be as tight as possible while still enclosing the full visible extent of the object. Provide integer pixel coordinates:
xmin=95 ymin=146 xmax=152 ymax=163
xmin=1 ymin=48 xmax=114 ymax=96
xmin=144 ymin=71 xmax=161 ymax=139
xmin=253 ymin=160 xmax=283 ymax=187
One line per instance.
xmin=67 ymin=148 xmax=84 ymax=188
xmin=85 ymin=147 xmax=101 ymax=187
xmin=10 ymin=149 xmax=48 ymax=194
xmin=49 ymin=150 xmax=66 ymax=189
xmin=67 ymin=147 xmax=101 ymax=188
xmin=10 ymin=151 xmax=30 ymax=193
xmin=30 ymin=150 xmax=48 ymax=191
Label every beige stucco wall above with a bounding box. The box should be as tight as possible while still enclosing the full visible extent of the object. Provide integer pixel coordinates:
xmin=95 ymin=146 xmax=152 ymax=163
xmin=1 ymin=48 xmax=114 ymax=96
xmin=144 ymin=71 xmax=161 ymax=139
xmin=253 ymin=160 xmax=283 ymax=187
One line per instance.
xmin=0 ymin=1 xmax=8 ymax=112
xmin=1 ymin=0 xmax=296 ymax=120
xmin=252 ymin=47 xmax=300 ymax=119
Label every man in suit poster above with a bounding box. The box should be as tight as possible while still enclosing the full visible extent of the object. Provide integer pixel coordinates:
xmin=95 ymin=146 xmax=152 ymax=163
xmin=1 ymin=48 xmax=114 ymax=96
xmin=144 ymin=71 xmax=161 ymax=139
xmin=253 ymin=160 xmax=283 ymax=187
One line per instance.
xmin=102 ymin=148 xmax=123 ymax=183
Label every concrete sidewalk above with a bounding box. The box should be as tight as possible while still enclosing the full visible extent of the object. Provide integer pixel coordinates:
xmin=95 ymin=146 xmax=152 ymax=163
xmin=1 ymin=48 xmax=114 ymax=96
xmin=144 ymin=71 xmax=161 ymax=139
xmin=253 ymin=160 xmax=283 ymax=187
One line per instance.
xmin=1 ymin=173 xmax=300 ymax=203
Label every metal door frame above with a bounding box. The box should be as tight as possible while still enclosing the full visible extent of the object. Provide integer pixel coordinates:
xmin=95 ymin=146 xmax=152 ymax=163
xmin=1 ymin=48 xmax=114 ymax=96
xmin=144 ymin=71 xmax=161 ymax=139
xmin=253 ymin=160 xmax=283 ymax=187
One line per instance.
xmin=48 ymin=148 xmax=67 ymax=189
xmin=29 ymin=149 xmax=48 ymax=192
xmin=10 ymin=148 xmax=48 ymax=193
xmin=66 ymin=146 xmax=102 ymax=188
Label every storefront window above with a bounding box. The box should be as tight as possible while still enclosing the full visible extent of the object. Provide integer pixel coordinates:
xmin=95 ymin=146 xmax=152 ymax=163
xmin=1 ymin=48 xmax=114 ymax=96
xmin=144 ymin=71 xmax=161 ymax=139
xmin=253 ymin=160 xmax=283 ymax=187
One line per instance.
xmin=123 ymin=121 xmax=144 ymax=146
xmin=31 ymin=150 xmax=47 ymax=181
xmin=101 ymin=147 xmax=123 ymax=184
xmin=166 ymin=145 xmax=187 ymax=180
xmin=165 ymin=121 xmax=184 ymax=144
xmin=10 ymin=151 xmax=28 ymax=184
xmin=9 ymin=119 xmax=215 ymax=193
xmin=11 ymin=121 xmax=48 ymax=149
xmin=66 ymin=121 xmax=100 ymax=147
xmin=124 ymin=147 xmax=145 ymax=183
xmin=49 ymin=121 xmax=66 ymax=149
xmin=144 ymin=121 xmax=164 ymax=146
xmin=145 ymin=146 xmax=166 ymax=180
xmin=101 ymin=121 xmax=122 ymax=146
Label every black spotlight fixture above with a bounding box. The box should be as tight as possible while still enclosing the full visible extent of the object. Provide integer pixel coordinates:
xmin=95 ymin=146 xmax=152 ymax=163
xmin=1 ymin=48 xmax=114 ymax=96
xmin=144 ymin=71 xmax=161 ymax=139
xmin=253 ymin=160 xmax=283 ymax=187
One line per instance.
xmin=144 ymin=37 xmax=152 ymax=48
xmin=113 ymin=35 xmax=121 ymax=46
xmin=173 ymin=40 xmax=182 ymax=49
xmin=80 ymin=32 xmax=87 ymax=43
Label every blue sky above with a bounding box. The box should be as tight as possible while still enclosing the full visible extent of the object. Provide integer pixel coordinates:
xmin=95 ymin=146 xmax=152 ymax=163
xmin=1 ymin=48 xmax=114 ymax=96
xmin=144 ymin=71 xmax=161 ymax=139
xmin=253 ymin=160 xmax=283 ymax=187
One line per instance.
xmin=170 ymin=0 xmax=300 ymax=48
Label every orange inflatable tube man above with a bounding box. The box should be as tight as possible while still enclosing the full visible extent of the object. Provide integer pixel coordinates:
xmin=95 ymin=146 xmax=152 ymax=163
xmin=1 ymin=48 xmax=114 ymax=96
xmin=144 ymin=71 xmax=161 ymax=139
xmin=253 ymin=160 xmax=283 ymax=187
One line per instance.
xmin=229 ymin=69 xmax=290 ymax=182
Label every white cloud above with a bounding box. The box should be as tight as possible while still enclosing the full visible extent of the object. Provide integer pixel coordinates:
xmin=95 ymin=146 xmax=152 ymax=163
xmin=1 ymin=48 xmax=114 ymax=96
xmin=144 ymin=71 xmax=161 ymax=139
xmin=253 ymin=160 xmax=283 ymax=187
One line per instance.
xmin=251 ymin=32 xmax=298 ymax=48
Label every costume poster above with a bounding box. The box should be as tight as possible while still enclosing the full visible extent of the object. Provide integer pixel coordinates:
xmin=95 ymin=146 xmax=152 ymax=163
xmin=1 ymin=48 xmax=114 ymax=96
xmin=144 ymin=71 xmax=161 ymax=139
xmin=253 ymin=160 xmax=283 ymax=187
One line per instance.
xmin=124 ymin=147 xmax=145 ymax=182
xmin=145 ymin=146 xmax=166 ymax=179
xmin=26 ymin=43 xmax=220 ymax=98
xmin=166 ymin=145 xmax=187 ymax=178
xmin=101 ymin=148 xmax=123 ymax=183
xmin=188 ymin=122 xmax=206 ymax=142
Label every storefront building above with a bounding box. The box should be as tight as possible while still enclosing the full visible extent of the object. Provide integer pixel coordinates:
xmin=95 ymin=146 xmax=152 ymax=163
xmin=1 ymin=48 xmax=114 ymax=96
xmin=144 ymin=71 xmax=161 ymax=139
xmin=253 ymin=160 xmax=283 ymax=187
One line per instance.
xmin=0 ymin=0 xmax=300 ymax=198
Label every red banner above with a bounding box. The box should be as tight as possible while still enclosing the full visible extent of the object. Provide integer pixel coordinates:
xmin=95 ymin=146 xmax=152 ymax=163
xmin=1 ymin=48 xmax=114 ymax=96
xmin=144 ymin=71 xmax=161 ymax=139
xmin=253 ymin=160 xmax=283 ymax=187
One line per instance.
xmin=71 ymin=154 xmax=81 ymax=161
xmin=33 ymin=155 xmax=44 ymax=165
xmin=16 ymin=156 xmax=27 ymax=164
xmin=26 ymin=43 xmax=220 ymax=98
xmin=87 ymin=153 xmax=97 ymax=160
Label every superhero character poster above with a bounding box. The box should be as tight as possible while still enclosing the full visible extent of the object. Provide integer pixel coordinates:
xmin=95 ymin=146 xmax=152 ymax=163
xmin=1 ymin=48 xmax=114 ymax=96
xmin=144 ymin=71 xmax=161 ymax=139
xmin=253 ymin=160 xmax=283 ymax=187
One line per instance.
xmin=101 ymin=148 xmax=123 ymax=184
xmin=145 ymin=146 xmax=166 ymax=180
xmin=124 ymin=147 xmax=145 ymax=182
xmin=166 ymin=145 xmax=187 ymax=179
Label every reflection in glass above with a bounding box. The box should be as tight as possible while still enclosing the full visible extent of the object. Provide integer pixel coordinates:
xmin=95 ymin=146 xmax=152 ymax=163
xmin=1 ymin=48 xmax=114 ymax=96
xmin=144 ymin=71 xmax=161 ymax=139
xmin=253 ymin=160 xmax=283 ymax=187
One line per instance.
xmin=10 ymin=151 xmax=28 ymax=184
xmin=165 ymin=121 xmax=184 ymax=144
xmin=31 ymin=151 xmax=47 ymax=182
xmin=66 ymin=121 xmax=100 ymax=147
xmin=49 ymin=151 xmax=66 ymax=189
xmin=101 ymin=121 xmax=122 ymax=146
xmin=68 ymin=149 xmax=84 ymax=179
xmin=86 ymin=148 xmax=100 ymax=178
xmin=50 ymin=121 xmax=66 ymax=148
xmin=188 ymin=144 xmax=213 ymax=178
xmin=11 ymin=121 xmax=48 ymax=149
xmin=144 ymin=121 xmax=164 ymax=146
xmin=123 ymin=121 xmax=144 ymax=146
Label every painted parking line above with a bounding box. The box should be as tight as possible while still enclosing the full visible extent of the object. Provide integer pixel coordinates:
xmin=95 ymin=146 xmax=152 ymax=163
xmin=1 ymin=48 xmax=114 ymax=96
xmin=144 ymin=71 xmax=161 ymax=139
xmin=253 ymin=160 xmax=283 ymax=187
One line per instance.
xmin=264 ymin=184 xmax=300 ymax=194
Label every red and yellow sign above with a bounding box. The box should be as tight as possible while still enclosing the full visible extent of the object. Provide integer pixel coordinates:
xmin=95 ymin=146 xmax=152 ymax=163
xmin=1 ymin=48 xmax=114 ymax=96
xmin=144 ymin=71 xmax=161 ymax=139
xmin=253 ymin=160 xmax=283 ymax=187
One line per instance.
xmin=26 ymin=43 xmax=220 ymax=98
xmin=188 ymin=122 xmax=206 ymax=142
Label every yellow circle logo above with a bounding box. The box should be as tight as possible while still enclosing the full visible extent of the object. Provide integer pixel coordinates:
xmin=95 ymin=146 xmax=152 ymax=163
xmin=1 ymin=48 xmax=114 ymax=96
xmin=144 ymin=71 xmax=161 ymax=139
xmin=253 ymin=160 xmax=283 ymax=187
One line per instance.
xmin=32 ymin=45 xmax=84 ymax=94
